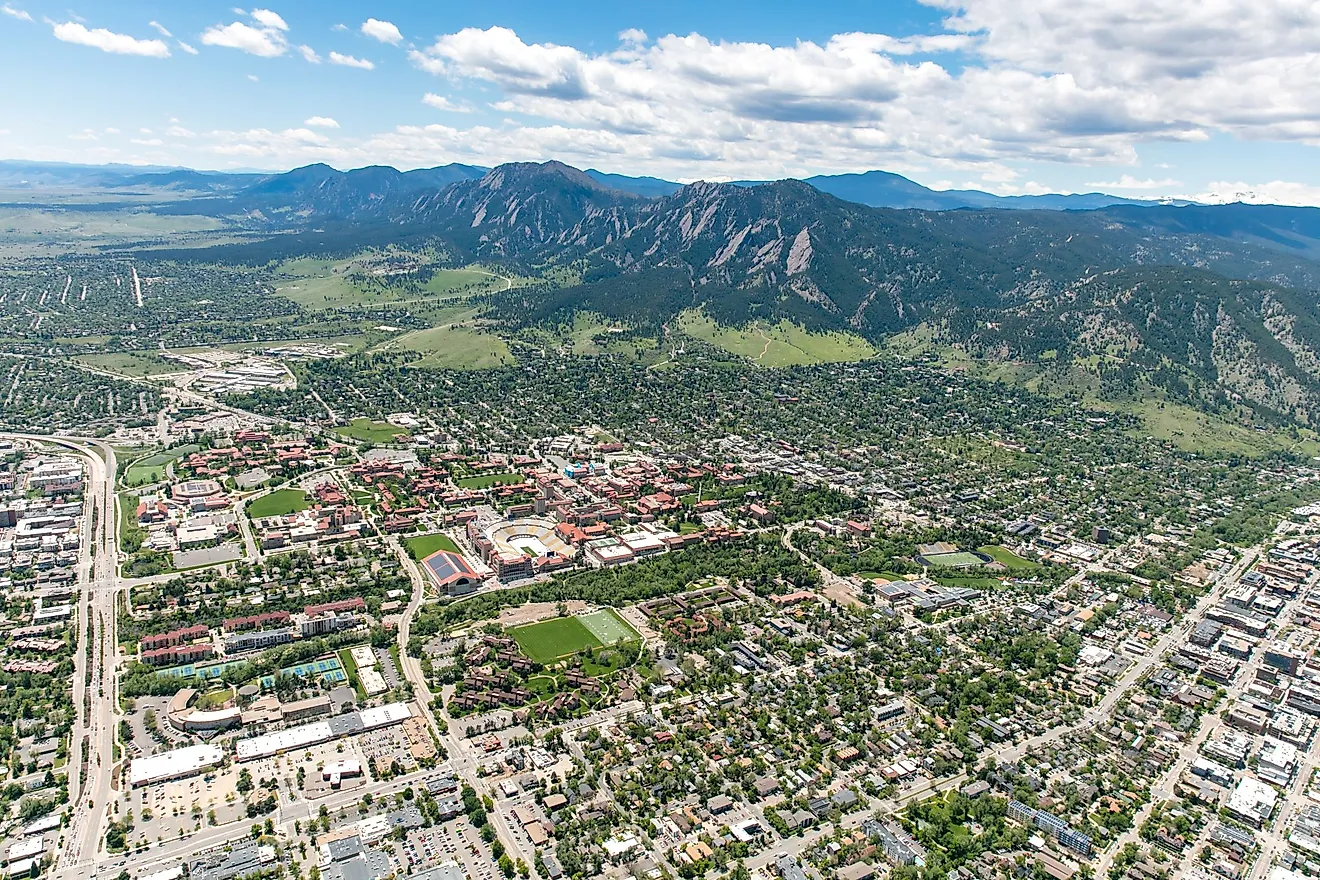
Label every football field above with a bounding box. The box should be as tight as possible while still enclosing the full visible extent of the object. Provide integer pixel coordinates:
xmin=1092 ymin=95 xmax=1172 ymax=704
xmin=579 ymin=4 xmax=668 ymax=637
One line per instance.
xmin=579 ymin=609 xmax=639 ymax=646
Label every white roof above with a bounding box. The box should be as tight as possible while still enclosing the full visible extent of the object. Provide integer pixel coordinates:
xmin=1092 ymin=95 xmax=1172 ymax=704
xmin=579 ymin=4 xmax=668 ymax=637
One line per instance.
xmin=129 ymin=744 xmax=224 ymax=786
xmin=21 ymin=814 xmax=61 ymax=836
xmin=235 ymin=702 xmax=412 ymax=760
xmin=236 ymin=720 xmax=334 ymax=760
xmin=360 ymin=702 xmax=412 ymax=727
xmin=7 ymin=837 xmax=43 ymax=861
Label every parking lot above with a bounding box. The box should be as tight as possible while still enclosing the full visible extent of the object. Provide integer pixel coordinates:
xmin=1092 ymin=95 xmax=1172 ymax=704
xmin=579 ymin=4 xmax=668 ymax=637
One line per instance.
xmin=403 ymin=818 xmax=497 ymax=880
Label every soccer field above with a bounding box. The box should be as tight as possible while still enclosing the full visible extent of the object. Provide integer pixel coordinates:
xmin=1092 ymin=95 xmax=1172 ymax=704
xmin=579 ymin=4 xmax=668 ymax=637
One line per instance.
xmin=579 ymin=609 xmax=640 ymax=646
xmin=510 ymin=617 xmax=602 ymax=663
xmin=510 ymin=610 xmax=640 ymax=664
xmin=923 ymin=551 xmax=986 ymax=568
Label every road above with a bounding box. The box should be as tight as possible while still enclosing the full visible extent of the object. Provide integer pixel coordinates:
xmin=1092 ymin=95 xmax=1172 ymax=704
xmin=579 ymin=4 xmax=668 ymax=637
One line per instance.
xmin=2 ymin=433 xmax=123 ymax=869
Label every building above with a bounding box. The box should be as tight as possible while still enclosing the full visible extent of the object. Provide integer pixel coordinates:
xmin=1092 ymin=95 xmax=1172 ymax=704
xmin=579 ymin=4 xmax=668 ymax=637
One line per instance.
xmin=235 ymin=702 xmax=412 ymax=761
xmin=421 ymin=549 xmax=483 ymax=597
xmin=1007 ymin=800 xmax=1093 ymax=857
xmin=1226 ymin=777 xmax=1278 ymax=827
xmin=129 ymin=744 xmax=225 ymax=787
xmin=1265 ymin=642 xmax=1304 ymax=676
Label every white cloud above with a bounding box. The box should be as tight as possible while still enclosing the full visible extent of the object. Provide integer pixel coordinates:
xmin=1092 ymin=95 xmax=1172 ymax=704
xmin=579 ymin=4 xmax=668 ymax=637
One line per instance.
xmin=329 ymin=51 xmax=374 ymax=70
xmin=249 ymin=9 xmax=288 ymax=31
xmin=331 ymin=23 xmax=347 ymax=32
xmin=248 ymin=74 xmax=260 ymax=82
xmin=131 ymin=137 xmax=163 ymax=146
xmin=139 ymin=128 xmax=152 ymax=134
xmin=387 ymin=3 xmax=1320 ymax=184
xmin=167 ymin=124 xmax=196 ymax=138
xmin=422 ymin=93 xmax=470 ymax=113
xmin=148 ymin=20 xmax=172 ymax=38
xmin=618 ymin=28 xmax=647 ymax=45
xmin=304 ymin=116 xmax=340 ymax=128
xmin=361 ymin=18 xmax=402 ymax=45
xmin=297 ymin=44 xmax=320 ymax=63
xmin=52 ymin=21 xmax=170 ymax=57
xmin=104 ymin=127 xmax=119 ymax=134
xmin=69 ymin=129 xmax=98 ymax=141
xmin=177 ymin=41 xmax=198 ymax=55
xmin=201 ymin=10 xmax=289 ymax=57
xmin=2 ymin=4 xmax=32 ymax=22
xmin=1086 ymin=175 xmax=1182 ymax=190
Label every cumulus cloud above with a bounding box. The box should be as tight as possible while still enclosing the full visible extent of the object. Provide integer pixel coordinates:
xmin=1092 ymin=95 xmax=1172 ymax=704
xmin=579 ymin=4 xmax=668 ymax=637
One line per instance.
xmin=297 ymin=44 xmax=320 ymax=63
xmin=131 ymin=137 xmax=163 ymax=146
xmin=201 ymin=9 xmax=289 ymax=57
xmin=361 ymin=18 xmax=402 ymax=45
xmin=390 ymin=2 xmax=1320 ymax=183
xmin=329 ymin=51 xmax=374 ymax=70
xmin=422 ymin=93 xmax=470 ymax=112
xmin=249 ymin=9 xmax=288 ymax=31
xmin=52 ymin=21 xmax=171 ymax=57
xmin=1 ymin=4 xmax=32 ymax=22
xmin=304 ymin=116 xmax=340 ymax=128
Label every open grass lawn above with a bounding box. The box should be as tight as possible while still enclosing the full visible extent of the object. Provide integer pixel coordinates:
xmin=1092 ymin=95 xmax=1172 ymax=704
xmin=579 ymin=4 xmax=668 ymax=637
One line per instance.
xmin=247 ymin=488 xmax=310 ymax=518
xmin=977 ymin=545 xmax=1039 ymax=571
xmin=406 ymin=532 xmax=460 ymax=559
xmin=456 ymin=472 xmax=524 ymax=489
xmin=123 ymin=444 xmax=199 ymax=487
xmin=398 ymin=324 xmax=514 ymax=370
xmin=333 ymin=418 xmax=409 ymax=443
xmin=75 ymin=351 xmax=178 ymax=377
xmin=677 ymin=310 xmax=876 ymax=367
xmin=510 ymin=617 xmax=602 ymax=664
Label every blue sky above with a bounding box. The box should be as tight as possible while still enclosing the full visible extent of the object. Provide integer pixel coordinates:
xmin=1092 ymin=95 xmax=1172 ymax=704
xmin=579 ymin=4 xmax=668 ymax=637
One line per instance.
xmin=3 ymin=0 xmax=1319 ymax=203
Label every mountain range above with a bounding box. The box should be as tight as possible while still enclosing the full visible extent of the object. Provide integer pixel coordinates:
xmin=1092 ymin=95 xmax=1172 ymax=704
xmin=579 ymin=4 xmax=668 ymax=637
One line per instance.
xmin=37 ymin=155 xmax=1313 ymax=428
xmin=0 ymin=157 xmax=1173 ymax=212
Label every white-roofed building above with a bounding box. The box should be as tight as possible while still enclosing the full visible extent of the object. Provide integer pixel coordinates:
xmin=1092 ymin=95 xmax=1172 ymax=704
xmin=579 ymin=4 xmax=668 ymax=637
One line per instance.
xmin=129 ymin=743 xmax=224 ymax=787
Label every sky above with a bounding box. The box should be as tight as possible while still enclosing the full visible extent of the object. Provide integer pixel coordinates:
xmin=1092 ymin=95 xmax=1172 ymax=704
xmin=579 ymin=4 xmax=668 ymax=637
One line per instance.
xmin=3 ymin=0 xmax=1320 ymax=204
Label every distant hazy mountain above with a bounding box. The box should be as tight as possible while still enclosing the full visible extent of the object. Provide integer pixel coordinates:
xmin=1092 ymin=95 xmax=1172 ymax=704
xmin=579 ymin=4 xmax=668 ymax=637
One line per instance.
xmin=583 ymin=169 xmax=684 ymax=198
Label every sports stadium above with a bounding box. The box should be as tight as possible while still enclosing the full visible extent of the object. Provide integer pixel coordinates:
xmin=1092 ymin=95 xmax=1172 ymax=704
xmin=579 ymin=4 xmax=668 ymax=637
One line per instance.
xmin=469 ymin=517 xmax=576 ymax=580
xmin=486 ymin=517 xmax=572 ymax=559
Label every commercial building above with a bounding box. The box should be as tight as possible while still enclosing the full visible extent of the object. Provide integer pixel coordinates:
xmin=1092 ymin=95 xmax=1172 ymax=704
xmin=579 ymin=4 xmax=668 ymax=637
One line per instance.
xmin=235 ymin=702 xmax=413 ymax=761
xmin=1226 ymin=777 xmax=1278 ymax=827
xmin=129 ymin=744 xmax=225 ymax=787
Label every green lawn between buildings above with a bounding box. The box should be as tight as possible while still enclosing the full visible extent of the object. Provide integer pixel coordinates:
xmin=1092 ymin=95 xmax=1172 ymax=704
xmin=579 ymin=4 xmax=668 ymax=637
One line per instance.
xmin=455 ymin=472 xmax=524 ymax=489
xmin=248 ymin=489 xmax=310 ymax=518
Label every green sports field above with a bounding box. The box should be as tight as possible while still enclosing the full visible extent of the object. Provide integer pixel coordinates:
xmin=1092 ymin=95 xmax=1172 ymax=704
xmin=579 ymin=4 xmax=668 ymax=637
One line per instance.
xmin=922 ymin=551 xmax=986 ymax=568
xmin=510 ymin=609 xmax=639 ymax=664
xmin=406 ymin=532 xmax=460 ymax=559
